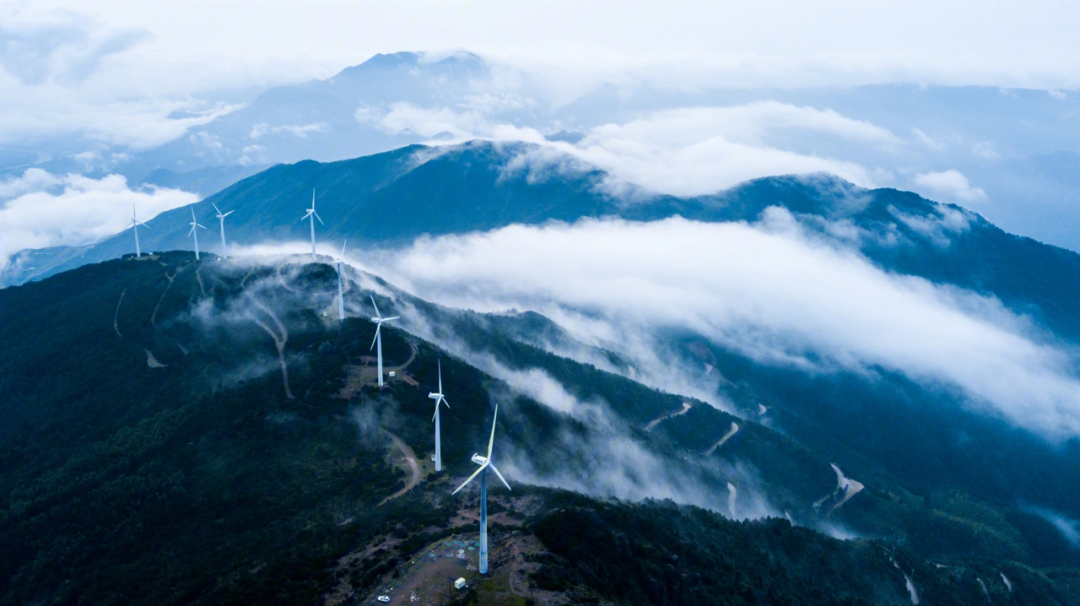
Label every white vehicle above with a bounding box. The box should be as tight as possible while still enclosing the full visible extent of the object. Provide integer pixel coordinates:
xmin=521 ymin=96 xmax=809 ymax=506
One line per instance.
xmin=377 ymin=596 xmax=390 ymax=603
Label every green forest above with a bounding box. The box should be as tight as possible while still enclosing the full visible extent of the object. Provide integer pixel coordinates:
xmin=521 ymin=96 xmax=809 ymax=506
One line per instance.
xmin=0 ymin=252 xmax=1077 ymax=604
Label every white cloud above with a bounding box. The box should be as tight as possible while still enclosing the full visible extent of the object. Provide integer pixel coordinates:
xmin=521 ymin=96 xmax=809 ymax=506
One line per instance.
xmin=0 ymin=168 xmax=197 ymax=268
xmin=2 ymin=0 xmax=1080 ymax=154
xmin=911 ymin=127 xmax=945 ymax=150
xmin=364 ymin=101 xmax=894 ymax=196
xmin=375 ymin=214 xmax=1080 ymax=441
xmin=971 ymin=141 xmax=999 ymax=160
xmin=913 ymin=169 xmax=987 ymax=203
xmin=0 ymin=10 xmax=146 ymax=85
xmin=248 ymin=122 xmax=327 ymax=139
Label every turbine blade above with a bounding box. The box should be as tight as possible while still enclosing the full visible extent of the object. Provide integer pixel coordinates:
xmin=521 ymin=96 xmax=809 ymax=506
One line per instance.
xmin=370 ymin=294 xmax=381 ymax=319
xmin=314 ymin=211 xmax=324 ymax=225
xmin=433 ymin=406 xmax=438 ymax=423
xmin=369 ymin=324 xmax=380 ymax=350
xmin=212 ymin=203 xmax=222 ymax=214
xmin=340 ymin=239 xmax=347 ymax=257
xmin=489 ymin=463 xmax=511 ymax=491
xmin=223 ymin=210 xmax=234 ymax=217
xmin=441 ymin=396 xmax=449 ymax=409
xmin=187 ymin=225 xmax=196 ymax=237
xmin=438 ymin=359 xmax=443 ymax=393
xmin=382 ymin=316 xmax=399 ymax=322
xmin=487 ymin=404 xmax=499 ymax=458
xmin=452 ymin=463 xmax=487 ymax=495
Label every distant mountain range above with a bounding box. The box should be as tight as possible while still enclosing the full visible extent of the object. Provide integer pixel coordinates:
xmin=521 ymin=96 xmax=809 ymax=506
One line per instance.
xmin=8 ymin=139 xmax=1080 ymax=346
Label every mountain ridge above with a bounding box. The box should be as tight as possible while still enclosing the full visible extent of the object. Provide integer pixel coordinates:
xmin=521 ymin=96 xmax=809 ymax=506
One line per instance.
xmin=8 ymin=139 xmax=1080 ymax=347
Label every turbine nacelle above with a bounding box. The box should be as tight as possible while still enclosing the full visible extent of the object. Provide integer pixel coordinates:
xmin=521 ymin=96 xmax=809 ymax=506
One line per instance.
xmin=452 ymin=404 xmax=511 ymax=494
xmin=212 ymin=203 xmax=234 ymax=220
xmin=429 ymin=360 xmax=450 ymax=422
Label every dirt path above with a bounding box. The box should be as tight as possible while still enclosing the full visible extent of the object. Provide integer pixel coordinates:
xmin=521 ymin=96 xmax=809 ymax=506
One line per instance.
xmin=387 ymin=341 xmax=419 ymax=374
xmin=150 ymin=270 xmax=178 ymax=327
xmin=248 ymin=298 xmax=294 ymax=399
xmin=704 ymin=422 xmax=740 ymax=456
xmin=380 ymin=430 xmax=421 ymax=505
xmin=113 ymin=288 xmax=126 ymax=338
xmin=644 ymin=402 xmax=692 ymax=432
xmin=145 ymin=349 xmax=166 ymax=368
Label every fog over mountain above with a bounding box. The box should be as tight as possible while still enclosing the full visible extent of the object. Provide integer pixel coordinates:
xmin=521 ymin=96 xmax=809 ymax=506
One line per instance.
xmin=2 ymin=43 xmax=1080 ymax=259
xmin=4 ymin=4 xmax=1080 ymax=604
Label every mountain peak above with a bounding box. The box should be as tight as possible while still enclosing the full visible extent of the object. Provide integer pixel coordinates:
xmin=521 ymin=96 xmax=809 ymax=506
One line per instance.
xmin=332 ymin=50 xmax=487 ymax=83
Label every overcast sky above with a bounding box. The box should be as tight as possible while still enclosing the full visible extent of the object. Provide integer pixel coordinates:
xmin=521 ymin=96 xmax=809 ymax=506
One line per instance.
xmin=6 ymin=1 xmax=1080 ymax=97
xmin=3 ymin=0 xmax=1080 ymax=264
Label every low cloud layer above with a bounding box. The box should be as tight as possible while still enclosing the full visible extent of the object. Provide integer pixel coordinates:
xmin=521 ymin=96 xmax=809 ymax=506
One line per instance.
xmin=374 ymin=213 xmax=1080 ymax=441
xmin=914 ymin=169 xmax=987 ymax=203
xmin=381 ymin=301 xmax=776 ymax=520
xmin=0 ymin=168 xmax=197 ymax=269
xmin=360 ymin=101 xmax=892 ymax=195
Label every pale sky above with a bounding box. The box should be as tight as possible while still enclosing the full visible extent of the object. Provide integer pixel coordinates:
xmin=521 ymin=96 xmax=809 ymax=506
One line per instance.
xmin=6 ymin=0 xmax=1080 ymax=95
xmin=3 ymin=0 xmax=1080 ymax=264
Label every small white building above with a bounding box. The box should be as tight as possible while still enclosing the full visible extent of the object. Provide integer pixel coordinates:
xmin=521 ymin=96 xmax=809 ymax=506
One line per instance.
xmin=454 ymin=577 xmax=467 ymax=590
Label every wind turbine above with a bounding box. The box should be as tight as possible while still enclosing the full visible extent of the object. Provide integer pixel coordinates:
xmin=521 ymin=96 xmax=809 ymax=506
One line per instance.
xmin=452 ymin=404 xmax=511 ymax=575
xmin=301 ymin=189 xmax=324 ymax=259
xmin=126 ymin=203 xmax=148 ymax=257
xmin=428 ymin=360 xmax=450 ymax=472
xmin=188 ymin=207 xmax=207 ymax=260
xmin=335 ymin=240 xmax=347 ymax=320
xmin=212 ymin=203 xmax=234 ymax=259
xmin=369 ymin=295 xmax=399 ymax=387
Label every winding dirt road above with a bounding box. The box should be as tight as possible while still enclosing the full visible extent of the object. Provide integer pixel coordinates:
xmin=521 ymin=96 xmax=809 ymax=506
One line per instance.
xmin=704 ymin=422 xmax=740 ymax=456
xmin=248 ymin=298 xmax=294 ymax=399
xmin=644 ymin=402 xmax=692 ymax=432
xmin=380 ymin=430 xmax=421 ymax=505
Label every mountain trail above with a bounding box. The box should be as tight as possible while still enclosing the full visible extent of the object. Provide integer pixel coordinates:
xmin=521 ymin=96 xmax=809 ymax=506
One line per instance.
xmin=150 ymin=270 xmax=179 ymax=327
xmin=704 ymin=422 xmax=740 ymax=455
xmin=644 ymin=402 xmax=692 ymax=431
xmin=113 ymin=288 xmax=126 ymax=338
xmin=380 ymin=430 xmax=421 ymax=505
xmin=145 ymin=349 xmax=166 ymax=368
xmin=248 ymin=298 xmax=294 ymax=399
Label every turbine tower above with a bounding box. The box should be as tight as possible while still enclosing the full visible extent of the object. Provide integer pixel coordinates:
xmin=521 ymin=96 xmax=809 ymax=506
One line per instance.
xmin=428 ymin=360 xmax=450 ymax=472
xmin=368 ymin=295 xmax=399 ymax=387
xmin=126 ymin=203 xmax=148 ymax=257
xmin=452 ymin=404 xmax=510 ymax=575
xmin=335 ymin=240 xmax=347 ymax=321
xmin=187 ymin=207 xmax=207 ymax=260
xmin=212 ymin=203 xmax=234 ymax=259
xmin=301 ymin=189 xmax=324 ymax=259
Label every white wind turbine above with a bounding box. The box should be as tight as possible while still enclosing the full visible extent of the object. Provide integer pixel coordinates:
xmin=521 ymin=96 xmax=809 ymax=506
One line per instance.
xmin=212 ymin=203 xmax=234 ymax=259
xmin=369 ymin=295 xmax=399 ymax=387
xmin=428 ymin=360 xmax=450 ymax=472
xmin=335 ymin=240 xmax=347 ymax=321
xmin=301 ymin=189 xmax=324 ymax=259
xmin=188 ymin=207 xmax=207 ymax=260
xmin=126 ymin=203 xmax=148 ymax=257
xmin=452 ymin=404 xmax=511 ymax=575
